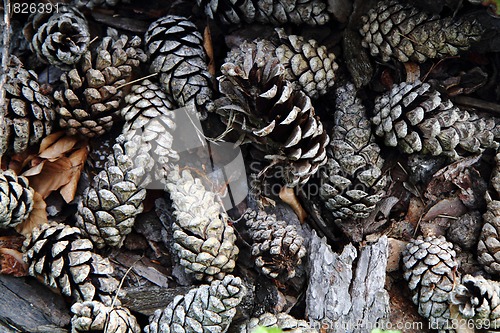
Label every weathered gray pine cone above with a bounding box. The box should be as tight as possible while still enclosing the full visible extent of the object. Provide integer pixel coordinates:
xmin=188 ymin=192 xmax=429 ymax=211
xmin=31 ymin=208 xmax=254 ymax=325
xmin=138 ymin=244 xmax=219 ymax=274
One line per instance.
xmin=197 ymin=0 xmax=329 ymax=26
xmin=493 ymin=149 xmax=500 ymax=196
xmin=225 ymin=29 xmax=338 ymax=99
xmin=451 ymin=274 xmax=500 ymax=330
xmin=320 ymin=82 xmax=386 ymax=222
xmin=144 ymin=15 xmax=213 ymax=119
xmin=165 ymin=167 xmax=238 ymax=281
xmin=478 ymin=196 xmax=500 ymax=276
xmin=120 ymin=79 xmax=179 ymax=182
xmin=76 ymin=135 xmax=154 ymax=249
xmin=372 ymin=80 xmax=499 ymax=159
xmin=243 ymin=209 xmax=306 ymax=281
xmin=71 ymin=301 xmax=140 ymax=333
xmin=72 ymin=0 xmax=129 ymax=9
xmin=216 ymin=41 xmax=329 ymax=187
xmin=54 ymin=29 xmax=147 ymax=137
xmin=145 ymin=275 xmax=246 ymax=333
xmin=359 ymin=0 xmax=483 ymax=63
xmin=0 ymin=169 xmax=35 ymax=229
xmin=236 ymin=312 xmax=317 ymax=333
xmin=23 ymin=4 xmax=90 ymax=69
xmin=3 ymin=55 xmax=55 ymax=157
xmin=402 ymin=235 xmax=460 ymax=332
xmin=23 ymin=222 xmax=121 ymax=305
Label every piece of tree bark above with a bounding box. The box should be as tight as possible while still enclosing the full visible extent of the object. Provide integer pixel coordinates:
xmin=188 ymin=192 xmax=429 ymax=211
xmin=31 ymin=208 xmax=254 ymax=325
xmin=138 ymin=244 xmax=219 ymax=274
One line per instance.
xmin=306 ymin=231 xmax=390 ymax=332
xmin=121 ymin=285 xmax=193 ymax=316
xmin=0 ymin=275 xmax=70 ymax=333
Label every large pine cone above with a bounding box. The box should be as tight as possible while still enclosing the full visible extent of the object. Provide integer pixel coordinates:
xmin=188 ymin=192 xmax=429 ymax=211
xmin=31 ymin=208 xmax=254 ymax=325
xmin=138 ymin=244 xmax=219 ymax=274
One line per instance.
xmin=54 ymin=29 xmax=147 ymax=138
xmin=372 ymin=80 xmax=499 ymax=159
xmin=0 ymin=169 xmax=35 ymax=229
xmin=320 ymin=82 xmax=386 ymax=223
xmin=165 ymin=167 xmax=238 ymax=282
xmin=145 ymin=275 xmax=246 ymax=333
xmin=243 ymin=209 xmax=306 ymax=281
xmin=23 ymin=4 xmax=90 ymax=69
xmin=359 ymin=0 xmax=483 ymax=63
xmin=197 ymin=0 xmax=329 ymax=26
xmin=477 ymin=196 xmax=500 ymax=276
xmin=237 ymin=312 xmax=317 ymax=333
xmin=76 ymin=135 xmax=154 ymax=249
xmin=451 ymin=274 xmax=500 ymax=330
xmin=217 ymin=41 xmax=329 ymax=187
xmin=402 ymin=236 xmax=460 ymax=331
xmin=145 ymin=15 xmax=213 ymax=119
xmin=71 ymin=301 xmax=140 ymax=333
xmin=3 ymin=56 xmax=55 ymax=157
xmin=23 ymin=222 xmax=121 ymax=305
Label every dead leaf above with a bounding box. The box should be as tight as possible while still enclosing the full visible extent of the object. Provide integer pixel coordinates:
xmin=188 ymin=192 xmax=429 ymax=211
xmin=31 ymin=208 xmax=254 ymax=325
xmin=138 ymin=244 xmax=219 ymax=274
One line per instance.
xmin=203 ymin=24 xmax=215 ymax=77
xmin=279 ymin=186 xmax=307 ymax=223
xmin=60 ymin=146 xmax=89 ymax=203
xmin=0 ymin=248 xmax=28 ymax=277
xmin=27 ymin=157 xmax=74 ymax=199
xmin=0 ymin=236 xmax=25 ymax=249
xmin=38 ymin=135 xmax=79 ymax=160
xmin=404 ymin=62 xmax=420 ymax=83
xmin=15 ymin=192 xmax=48 ymax=237
xmin=22 ymin=160 xmax=47 ymax=177
xmin=38 ymin=131 xmax=66 ymax=153
xmin=387 ymin=238 xmax=408 ymax=272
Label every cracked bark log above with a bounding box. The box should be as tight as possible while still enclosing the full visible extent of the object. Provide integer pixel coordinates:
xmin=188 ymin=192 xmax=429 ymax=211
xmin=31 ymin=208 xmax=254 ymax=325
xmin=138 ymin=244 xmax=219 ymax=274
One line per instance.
xmin=306 ymin=231 xmax=390 ymax=333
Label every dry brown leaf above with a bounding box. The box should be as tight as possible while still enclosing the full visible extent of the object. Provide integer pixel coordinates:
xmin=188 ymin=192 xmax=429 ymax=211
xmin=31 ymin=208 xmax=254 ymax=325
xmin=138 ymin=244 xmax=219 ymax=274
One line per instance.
xmin=203 ymin=24 xmax=215 ymax=77
xmin=404 ymin=62 xmax=420 ymax=83
xmin=279 ymin=186 xmax=307 ymax=223
xmin=15 ymin=192 xmax=48 ymax=237
xmin=27 ymin=157 xmax=74 ymax=199
xmin=0 ymin=235 xmax=25 ymax=249
xmin=22 ymin=160 xmax=47 ymax=177
xmin=38 ymin=135 xmax=79 ymax=160
xmin=38 ymin=131 xmax=66 ymax=152
xmin=0 ymin=248 xmax=28 ymax=277
xmin=60 ymin=145 xmax=89 ymax=203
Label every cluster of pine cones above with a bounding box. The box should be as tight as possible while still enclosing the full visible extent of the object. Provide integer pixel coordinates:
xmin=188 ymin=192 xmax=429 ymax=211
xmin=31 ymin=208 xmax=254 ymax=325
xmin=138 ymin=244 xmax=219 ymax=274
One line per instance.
xmin=1 ymin=0 xmax=500 ymax=332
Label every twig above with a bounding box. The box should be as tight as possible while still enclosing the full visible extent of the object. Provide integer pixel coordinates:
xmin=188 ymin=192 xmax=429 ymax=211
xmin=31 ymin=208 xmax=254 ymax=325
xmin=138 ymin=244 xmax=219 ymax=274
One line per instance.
xmin=115 ymin=72 xmax=159 ymax=89
xmin=0 ymin=0 xmax=11 ymax=160
xmin=452 ymin=95 xmax=500 ymax=117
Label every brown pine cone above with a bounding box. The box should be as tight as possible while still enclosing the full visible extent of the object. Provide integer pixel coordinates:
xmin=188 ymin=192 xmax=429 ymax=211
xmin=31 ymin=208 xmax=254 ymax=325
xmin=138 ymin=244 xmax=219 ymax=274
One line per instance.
xmin=23 ymin=4 xmax=90 ymax=69
xmin=54 ymin=29 xmax=147 ymax=138
xmin=23 ymin=222 xmax=121 ymax=305
xmin=0 ymin=169 xmax=35 ymax=229
xmin=372 ymin=80 xmax=499 ymax=159
xmin=3 ymin=55 xmax=55 ymax=157
xmin=359 ymin=0 xmax=483 ymax=63
xmin=71 ymin=301 xmax=140 ymax=333
xmin=243 ymin=209 xmax=306 ymax=281
xmin=217 ymin=41 xmax=329 ymax=187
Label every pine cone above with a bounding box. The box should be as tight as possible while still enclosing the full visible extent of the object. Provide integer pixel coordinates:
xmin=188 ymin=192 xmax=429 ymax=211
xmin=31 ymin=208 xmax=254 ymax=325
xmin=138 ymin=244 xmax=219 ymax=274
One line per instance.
xmin=320 ymin=82 xmax=386 ymax=222
xmin=243 ymin=209 xmax=306 ymax=281
xmin=402 ymin=236 xmax=460 ymax=331
xmin=145 ymin=275 xmax=246 ymax=333
xmin=76 ymin=135 xmax=154 ymax=249
xmin=359 ymin=0 xmax=483 ymax=63
xmin=372 ymin=80 xmax=499 ymax=159
xmin=165 ymin=167 xmax=238 ymax=281
xmin=0 ymin=169 xmax=35 ymax=229
xmin=216 ymin=41 xmax=329 ymax=187
xmin=54 ymin=29 xmax=147 ymax=138
xmin=144 ymin=15 xmax=213 ymax=119
xmin=120 ymin=79 xmax=180 ymax=183
xmin=237 ymin=312 xmax=317 ymax=333
xmin=71 ymin=301 xmax=140 ymax=333
xmin=3 ymin=55 xmax=55 ymax=157
xmin=477 ymin=196 xmax=500 ymax=276
xmin=23 ymin=222 xmax=121 ymax=305
xmin=197 ymin=0 xmax=329 ymax=26
xmin=492 ymin=149 xmax=500 ymax=196
xmin=23 ymin=4 xmax=90 ymax=69
xmin=72 ymin=0 xmax=129 ymax=9
xmin=451 ymin=274 xmax=500 ymax=329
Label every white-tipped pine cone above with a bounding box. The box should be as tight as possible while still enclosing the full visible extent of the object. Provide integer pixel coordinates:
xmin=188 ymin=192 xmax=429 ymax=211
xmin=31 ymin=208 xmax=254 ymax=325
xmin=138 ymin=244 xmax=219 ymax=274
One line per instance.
xmin=237 ymin=312 xmax=317 ymax=333
xmin=320 ymin=82 xmax=386 ymax=222
xmin=23 ymin=222 xmax=121 ymax=305
xmin=372 ymin=80 xmax=499 ymax=159
xmin=54 ymin=29 xmax=147 ymax=137
xmin=451 ymin=274 xmax=500 ymax=330
xmin=23 ymin=4 xmax=90 ymax=69
xmin=165 ymin=167 xmax=238 ymax=281
xmin=145 ymin=15 xmax=213 ymax=119
xmin=359 ymin=0 xmax=483 ymax=63
xmin=76 ymin=135 xmax=154 ymax=249
xmin=145 ymin=275 xmax=246 ymax=333
xmin=217 ymin=41 xmax=329 ymax=187
xmin=0 ymin=169 xmax=35 ymax=229
xmin=197 ymin=0 xmax=329 ymax=26
xmin=243 ymin=209 xmax=306 ymax=281
xmin=3 ymin=55 xmax=55 ymax=157
xmin=71 ymin=301 xmax=140 ymax=333
xmin=402 ymin=236 xmax=460 ymax=331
